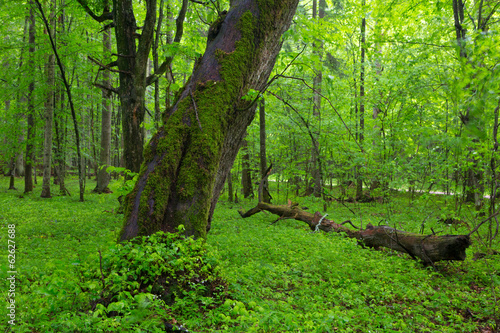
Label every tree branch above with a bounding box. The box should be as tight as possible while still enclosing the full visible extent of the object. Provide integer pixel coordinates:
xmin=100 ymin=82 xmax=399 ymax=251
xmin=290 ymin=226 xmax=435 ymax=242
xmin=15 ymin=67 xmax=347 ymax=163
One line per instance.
xmin=88 ymin=56 xmax=128 ymax=74
xmin=146 ymin=0 xmax=189 ymax=86
xmin=93 ymin=82 xmax=119 ymax=95
xmin=75 ymin=0 xmax=113 ymax=22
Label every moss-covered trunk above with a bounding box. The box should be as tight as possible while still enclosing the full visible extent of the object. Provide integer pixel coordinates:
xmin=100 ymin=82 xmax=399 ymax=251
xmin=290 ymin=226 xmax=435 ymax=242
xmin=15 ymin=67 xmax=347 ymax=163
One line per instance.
xmin=120 ymin=0 xmax=299 ymax=241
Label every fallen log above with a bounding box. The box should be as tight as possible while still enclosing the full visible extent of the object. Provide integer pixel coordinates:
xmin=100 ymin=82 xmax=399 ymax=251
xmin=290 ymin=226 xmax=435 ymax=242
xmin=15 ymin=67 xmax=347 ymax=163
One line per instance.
xmin=239 ymin=202 xmax=471 ymax=264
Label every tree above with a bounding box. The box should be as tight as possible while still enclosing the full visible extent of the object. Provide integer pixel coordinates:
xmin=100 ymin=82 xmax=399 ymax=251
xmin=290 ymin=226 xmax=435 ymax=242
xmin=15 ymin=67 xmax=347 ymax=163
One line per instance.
xmin=241 ymin=137 xmax=254 ymax=198
xmin=259 ymin=98 xmax=271 ymax=203
xmin=311 ymin=0 xmax=326 ymax=198
xmin=25 ymin=2 xmax=36 ymax=194
xmin=355 ymin=0 xmax=366 ymax=199
xmin=94 ymin=9 xmax=113 ymax=194
xmin=40 ymin=0 xmax=55 ymax=198
xmin=35 ymin=0 xmax=86 ymax=201
xmin=120 ymin=0 xmax=300 ymax=241
xmin=77 ymin=0 xmax=188 ymax=174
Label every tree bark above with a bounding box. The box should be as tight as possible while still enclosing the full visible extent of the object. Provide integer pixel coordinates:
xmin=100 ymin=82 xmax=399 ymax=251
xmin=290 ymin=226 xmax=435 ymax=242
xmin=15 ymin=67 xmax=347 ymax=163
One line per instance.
xmin=40 ymin=0 xmax=56 ymax=198
xmin=240 ymin=202 xmax=472 ymax=264
xmin=120 ymin=0 xmax=300 ymax=241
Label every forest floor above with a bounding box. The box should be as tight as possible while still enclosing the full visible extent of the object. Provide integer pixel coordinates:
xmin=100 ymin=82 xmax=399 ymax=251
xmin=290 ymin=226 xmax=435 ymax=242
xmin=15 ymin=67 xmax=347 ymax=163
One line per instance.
xmin=0 ymin=176 xmax=499 ymax=332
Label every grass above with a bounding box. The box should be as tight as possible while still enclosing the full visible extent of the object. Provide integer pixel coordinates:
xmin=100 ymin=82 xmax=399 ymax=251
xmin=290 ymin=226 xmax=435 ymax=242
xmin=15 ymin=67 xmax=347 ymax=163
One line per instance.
xmin=0 ymin=176 xmax=499 ymax=332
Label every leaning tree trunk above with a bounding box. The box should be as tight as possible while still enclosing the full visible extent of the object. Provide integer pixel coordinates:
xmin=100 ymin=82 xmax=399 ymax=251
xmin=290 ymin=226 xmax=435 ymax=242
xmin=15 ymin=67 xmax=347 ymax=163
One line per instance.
xmin=240 ymin=202 xmax=471 ymax=264
xmin=120 ymin=0 xmax=300 ymax=241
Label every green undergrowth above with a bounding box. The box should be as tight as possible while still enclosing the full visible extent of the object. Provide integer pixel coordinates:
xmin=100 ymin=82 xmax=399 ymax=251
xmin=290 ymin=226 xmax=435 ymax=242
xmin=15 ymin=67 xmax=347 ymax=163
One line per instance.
xmin=0 ymin=176 xmax=499 ymax=332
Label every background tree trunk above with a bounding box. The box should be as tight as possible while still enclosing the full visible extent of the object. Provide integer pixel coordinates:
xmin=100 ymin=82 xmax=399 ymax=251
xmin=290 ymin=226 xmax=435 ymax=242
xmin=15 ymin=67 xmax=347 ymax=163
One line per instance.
xmin=153 ymin=0 xmax=165 ymax=129
xmin=95 ymin=23 xmax=113 ymax=193
xmin=227 ymin=171 xmax=233 ymax=203
xmin=355 ymin=3 xmax=366 ymax=199
xmin=311 ymin=0 xmax=325 ymax=198
xmin=259 ymin=98 xmax=271 ymax=203
xmin=115 ymin=0 xmax=157 ymax=174
xmin=40 ymin=0 xmax=56 ymax=198
xmin=54 ymin=87 xmax=68 ymax=195
xmin=120 ymin=0 xmax=300 ymax=241
xmin=241 ymin=137 xmax=254 ymax=198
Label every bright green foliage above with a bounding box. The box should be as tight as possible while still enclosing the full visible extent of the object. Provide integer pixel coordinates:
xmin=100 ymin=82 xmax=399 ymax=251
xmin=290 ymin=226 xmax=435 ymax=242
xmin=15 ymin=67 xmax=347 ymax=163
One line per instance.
xmin=0 ymin=179 xmax=228 ymax=331
xmin=1 ymin=178 xmax=498 ymax=332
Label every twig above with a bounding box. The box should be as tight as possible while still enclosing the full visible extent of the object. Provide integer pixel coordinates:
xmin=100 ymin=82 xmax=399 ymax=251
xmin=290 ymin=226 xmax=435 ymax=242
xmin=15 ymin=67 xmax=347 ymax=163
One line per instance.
xmin=340 ymin=200 xmax=357 ymax=215
xmin=275 ymin=74 xmax=363 ymax=153
xmin=238 ymin=44 xmax=307 ymax=112
xmin=190 ymin=90 xmax=202 ymax=130
xmin=467 ymin=211 xmax=500 ymax=237
xmin=340 ymin=220 xmax=359 ymax=229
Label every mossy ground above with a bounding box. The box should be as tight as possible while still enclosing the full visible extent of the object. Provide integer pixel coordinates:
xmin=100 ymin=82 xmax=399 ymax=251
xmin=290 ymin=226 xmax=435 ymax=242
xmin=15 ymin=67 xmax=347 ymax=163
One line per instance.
xmin=0 ymin=176 xmax=499 ymax=332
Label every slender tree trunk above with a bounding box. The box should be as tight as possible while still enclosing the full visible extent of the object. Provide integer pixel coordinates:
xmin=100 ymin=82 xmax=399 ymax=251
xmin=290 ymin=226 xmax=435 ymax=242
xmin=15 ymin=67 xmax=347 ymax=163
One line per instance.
xmin=120 ymin=0 xmax=300 ymax=241
xmin=356 ymin=3 xmax=366 ymax=199
xmin=452 ymin=0 xmax=486 ymax=209
xmin=35 ymin=0 xmax=85 ymax=201
xmin=259 ymin=98 xmax=271 ymax=203
xmin=3 ymin=81 xmax=16 ymax=190
xmin=163 ymin=1 xmax=174 ymax=125
xmin=8 ymin=158 xmax=16 ymax=190
xmin=311 ymin=0 xmax=325 ymax=198
xmin=241 ymin=137 xmax=254 ymax=198
xmin=488 ymin=100 xmax=500 ymax=243
xmin=95 ymin=20 xmax=113 ymax=193
xmin=40 ymin=0 xmax=56 ymax=198
xmin=153 ymin=0 xmax=165 ymax=129
xmin=370 ymin=31 xmax=383 ymax=191
xmin=227 ymin=171 xmax=233 ymax=203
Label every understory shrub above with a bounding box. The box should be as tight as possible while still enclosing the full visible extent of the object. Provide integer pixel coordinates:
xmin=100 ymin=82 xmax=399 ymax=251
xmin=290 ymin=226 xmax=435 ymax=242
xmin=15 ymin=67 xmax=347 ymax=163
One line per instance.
xmin=12 ymin=227 xmax=228 ymax=332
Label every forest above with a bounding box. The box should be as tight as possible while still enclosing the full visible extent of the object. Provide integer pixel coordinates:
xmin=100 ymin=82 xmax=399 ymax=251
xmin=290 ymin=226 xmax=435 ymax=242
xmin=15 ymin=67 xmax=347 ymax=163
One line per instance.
xmin=1 ymin=0 xmax=500 ymax=331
